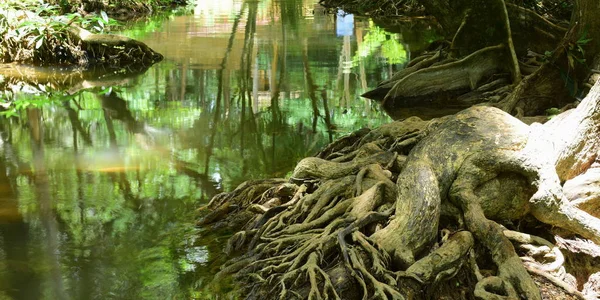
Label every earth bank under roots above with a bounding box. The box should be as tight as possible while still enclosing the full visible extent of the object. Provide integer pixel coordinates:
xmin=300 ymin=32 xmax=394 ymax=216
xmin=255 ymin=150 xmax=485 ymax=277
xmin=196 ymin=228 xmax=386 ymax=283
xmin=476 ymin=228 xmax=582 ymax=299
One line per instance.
xmin=0 ymin=4 xmax=164 ymax=68
xmin=199 ymin=81 xmax=600 ymax=299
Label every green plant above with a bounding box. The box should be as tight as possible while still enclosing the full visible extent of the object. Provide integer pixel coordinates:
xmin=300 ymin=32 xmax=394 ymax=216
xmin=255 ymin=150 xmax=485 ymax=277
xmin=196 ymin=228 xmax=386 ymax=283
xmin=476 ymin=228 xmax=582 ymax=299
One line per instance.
xmin=545 ymin=107 xmax=561 ymax=120
xmin=567 ymin=29 xmax=592 ymax=69
xmin=0 ymin=94 xmax=59 ymax=117
xmin=0 ymin=1 xmax=122 ymax=66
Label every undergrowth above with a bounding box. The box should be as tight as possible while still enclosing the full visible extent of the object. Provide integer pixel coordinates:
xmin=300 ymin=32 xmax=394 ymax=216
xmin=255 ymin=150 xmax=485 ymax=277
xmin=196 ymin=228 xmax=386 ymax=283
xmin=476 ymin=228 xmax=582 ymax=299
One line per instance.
xmin=0 ymin=2 xmax=118 ymax=65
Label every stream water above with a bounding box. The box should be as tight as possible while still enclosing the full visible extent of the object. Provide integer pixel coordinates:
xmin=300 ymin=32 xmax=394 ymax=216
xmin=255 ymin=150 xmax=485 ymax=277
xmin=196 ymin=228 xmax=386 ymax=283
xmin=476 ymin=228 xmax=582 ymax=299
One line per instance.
xmin=0 ymin=0 xmax=437 ymax=299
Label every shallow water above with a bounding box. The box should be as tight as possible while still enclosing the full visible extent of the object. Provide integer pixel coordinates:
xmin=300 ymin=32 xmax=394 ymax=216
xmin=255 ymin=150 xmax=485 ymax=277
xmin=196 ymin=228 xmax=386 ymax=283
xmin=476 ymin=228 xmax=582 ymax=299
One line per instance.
xmin=0 ymin=0 xmax=434 ymax=298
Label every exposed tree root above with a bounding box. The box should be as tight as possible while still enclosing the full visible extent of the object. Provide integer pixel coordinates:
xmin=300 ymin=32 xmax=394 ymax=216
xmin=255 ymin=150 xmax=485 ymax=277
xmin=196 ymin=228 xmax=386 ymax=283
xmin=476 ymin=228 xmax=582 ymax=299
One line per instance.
xmin=564 ymin=165 xmax=600 ymax=217
xmin=376 ymin=45 xmax=509 ymax=109
xmin=405 ymin=231 xmax=474 ymax=284
xmin=359 ymin=0 xmax=577 ymax=120
xmin=67 ymin=26 xmax=163 ymax=67
xmin=526 ymin=266 xmax=586 ymax=299
xmin=199 ymin=81 xmax=600 ymax=299
xmin=505 ymin=3 xmax=568 ymax=55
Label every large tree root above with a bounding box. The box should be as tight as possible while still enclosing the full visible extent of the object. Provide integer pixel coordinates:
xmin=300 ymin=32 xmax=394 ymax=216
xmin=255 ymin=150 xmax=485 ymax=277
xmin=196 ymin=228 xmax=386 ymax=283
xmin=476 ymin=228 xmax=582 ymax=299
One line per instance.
xmin=359 ymin=0 xmax=578 ymax=120
xmin=374 ymin=45 xmax=509 ymax=109
xmin=449 ymin=136 xmax=600 ymax=298
xmin=199 ymin=82 xmax=600 ymax=299
xmin=67 ymin=26 xmax=163 ymax=67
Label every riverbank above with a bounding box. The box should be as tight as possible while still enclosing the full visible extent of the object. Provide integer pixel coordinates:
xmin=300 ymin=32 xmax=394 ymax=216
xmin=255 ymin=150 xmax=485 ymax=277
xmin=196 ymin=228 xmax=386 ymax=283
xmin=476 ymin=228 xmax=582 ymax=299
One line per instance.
xmin=0 ymin=0 xmax=187 ymax=68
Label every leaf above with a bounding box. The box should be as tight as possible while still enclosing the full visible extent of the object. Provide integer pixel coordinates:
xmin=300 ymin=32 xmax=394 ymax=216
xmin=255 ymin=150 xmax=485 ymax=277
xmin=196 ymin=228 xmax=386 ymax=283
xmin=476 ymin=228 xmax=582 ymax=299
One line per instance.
xmin=1 ymin=110 xmax=17 ymax=118
xmin=101 ymin=10 xmax=109 ymax=24
xmin=546 ymin=107 xmax=560 ymax=115
xmin=577 ymin=45 xmax=585 ymax=56
xmin=567 ymin=54 xmax=575 ymax=69
xmin=577 ymin=38 xmax=593 ymax=45
xmin=100 ymin=87 xmax=112 ymax=94
xmin=35 ymin=36 xmax=44 ymax=49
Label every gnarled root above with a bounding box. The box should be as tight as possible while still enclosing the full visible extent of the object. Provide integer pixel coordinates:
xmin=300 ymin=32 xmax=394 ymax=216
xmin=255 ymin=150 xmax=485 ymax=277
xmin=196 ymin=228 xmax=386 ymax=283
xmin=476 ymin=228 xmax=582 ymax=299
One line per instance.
xmin=68 ymin=26 xmax=163 ymax=67
xmin=474 ymin=276 xmax=519 ymax=299
xmin=405 ymin=231 xmax=474 ymax=284
xmin=205 ymin=137 xmax=422 ymax=299
xmin=504 ymin=230 xmax=588 ymax=299
xmin=197 ymin=178 xmax=287 ymax=228
xmin=382 ymin=45 xmax=509 ymax=109
xmin=450 ymin=139 xmax=600 ymax=299
xmin=200 ymin=104 xmax=600 ymax=299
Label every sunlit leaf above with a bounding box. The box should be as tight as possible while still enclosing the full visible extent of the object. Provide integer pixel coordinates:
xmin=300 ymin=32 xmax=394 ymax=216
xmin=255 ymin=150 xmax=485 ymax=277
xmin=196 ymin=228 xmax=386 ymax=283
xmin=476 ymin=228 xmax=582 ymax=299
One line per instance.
xmin=567 ymin=54 xmax=575 ymax=69
xmin=35 ymin=36 xmax=44 ymax=49
xmin=101 ymin=10 xmax=109 ymax=24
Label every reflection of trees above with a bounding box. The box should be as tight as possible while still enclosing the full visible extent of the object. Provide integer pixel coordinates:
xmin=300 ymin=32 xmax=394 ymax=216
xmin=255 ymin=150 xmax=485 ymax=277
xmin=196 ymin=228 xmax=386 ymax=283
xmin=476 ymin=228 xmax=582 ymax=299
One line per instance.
xmin=0 ymin=122 xmax=41 ymax=299
xmin=0 ymin=1 xmax=406 ymax=298
xmin=65 ymin=100 xmax=93 ymax=147
xmin=204 ymin=1 xmax=246 ymax=175
xmin=302 ymin=39 xmax=333 ymax=142
xmin=355 ymin=25 xmax=372 ymax=116
xmin=112 ymin=1 xmax=396 ymax=188
xmin=173 ymin=0 xmax=343 ymax=186
xmin=99 ymin=91 xmax=145 ymax=136
xmin=28 ymin=108 xmax=68 ymax=300
xmin=337 ymin=35 xmax=353 ymax=109
xmin=0 ymin=92 xmax=222 ymax=298
xmin=241 ymin=0 xmax=267 ymax=174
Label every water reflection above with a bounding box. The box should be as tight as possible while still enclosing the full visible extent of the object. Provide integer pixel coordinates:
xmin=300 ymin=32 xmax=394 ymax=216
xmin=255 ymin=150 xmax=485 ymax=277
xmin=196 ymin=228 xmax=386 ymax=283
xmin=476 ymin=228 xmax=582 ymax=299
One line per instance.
xmin=0 ymin=0 xmax=417 ymax=298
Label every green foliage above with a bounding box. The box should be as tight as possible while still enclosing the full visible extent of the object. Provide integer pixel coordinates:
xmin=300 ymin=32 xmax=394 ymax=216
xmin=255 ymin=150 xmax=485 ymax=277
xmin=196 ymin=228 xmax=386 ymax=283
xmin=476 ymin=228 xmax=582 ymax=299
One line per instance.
xmin=44 ymin=0 xmax=190 ymax=15
xmin=381 ymin=39 xmax=407 ymax=65
xmin=546 ymin=107 xmax=561 ymax=119
xmin=120 ymin=13 xmax=171 ymax=40
xmin=0 ymin=0 xmax=187 ymax=66
xmin=0 ymin=1 xmax=120 ymax=65
xmin=566 ymin=29 xmax=592 ymax=69
xmin=0 ymin=2 xmax=398 ymax=298
xmin=355 ymin=20 xmax=407 ymax=66
xmin=320 ymin=0 xmax=421 ymax=17
xmin=0 ymin=93 xmax=61 ymax=117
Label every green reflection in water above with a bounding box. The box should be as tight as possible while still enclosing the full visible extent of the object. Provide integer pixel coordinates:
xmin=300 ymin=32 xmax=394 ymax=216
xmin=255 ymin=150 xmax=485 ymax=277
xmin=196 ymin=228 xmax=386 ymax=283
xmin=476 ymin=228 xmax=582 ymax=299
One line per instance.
xmin=0 ymin=0 xmax=433 ymax=298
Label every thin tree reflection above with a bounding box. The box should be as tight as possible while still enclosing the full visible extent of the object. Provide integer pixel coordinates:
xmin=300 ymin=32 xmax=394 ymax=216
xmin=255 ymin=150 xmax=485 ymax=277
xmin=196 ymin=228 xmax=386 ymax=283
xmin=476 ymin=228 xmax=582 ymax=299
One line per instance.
xmin=204 ymin=0 xmax=246 ymax=175
xmin=0 ymin=122 xmax=40 ymax=300
xmin=28 ymin=108 xmax=68 ymax=300
xmin=64 ymin=101 xmax=93 ymax=147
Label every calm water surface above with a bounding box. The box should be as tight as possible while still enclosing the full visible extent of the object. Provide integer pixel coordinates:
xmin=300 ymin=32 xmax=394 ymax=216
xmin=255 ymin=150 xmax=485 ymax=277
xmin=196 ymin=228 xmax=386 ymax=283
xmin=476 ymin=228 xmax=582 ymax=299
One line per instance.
xmin=0 ymin=0 xmax=434 ymax=298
